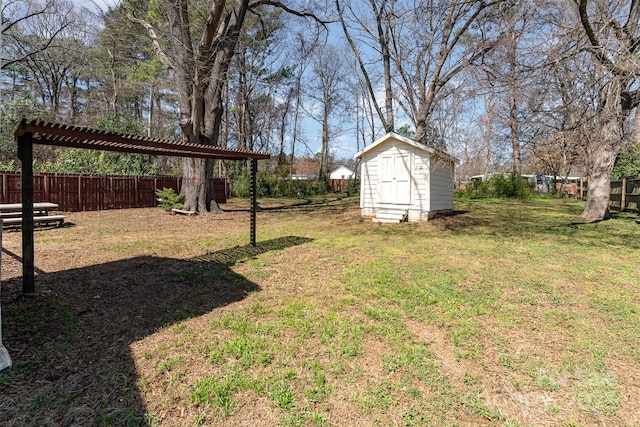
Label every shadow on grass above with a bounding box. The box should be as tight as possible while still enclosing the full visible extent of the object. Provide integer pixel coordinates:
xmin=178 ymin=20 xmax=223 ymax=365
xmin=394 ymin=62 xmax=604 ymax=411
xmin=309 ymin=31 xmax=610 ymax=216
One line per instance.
xmin=1 ymin=246 xmax=46 ymax=275
xmin=222 ymin=195 xmax=355 ymax=214
xmin=436 ymin=200 xmax=640 ymax=249
xmin=0 ymin=235 xmax=312 ymax=426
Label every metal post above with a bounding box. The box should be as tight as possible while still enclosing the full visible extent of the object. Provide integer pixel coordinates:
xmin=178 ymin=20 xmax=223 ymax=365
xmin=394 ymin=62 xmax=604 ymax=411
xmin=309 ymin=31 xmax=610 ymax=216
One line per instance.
xmin=250 ymin=158 xmax=257 ymax=247
xmin=18 ymin=133 xmax=35 ymax=295
xmin=0 ymin=219 xmax=12 ymax=371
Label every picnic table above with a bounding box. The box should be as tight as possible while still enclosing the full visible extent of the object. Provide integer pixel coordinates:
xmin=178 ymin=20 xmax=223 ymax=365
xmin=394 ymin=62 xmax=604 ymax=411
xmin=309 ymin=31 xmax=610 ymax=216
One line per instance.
xmin=0 ymin=202 xmax=65 ymax=227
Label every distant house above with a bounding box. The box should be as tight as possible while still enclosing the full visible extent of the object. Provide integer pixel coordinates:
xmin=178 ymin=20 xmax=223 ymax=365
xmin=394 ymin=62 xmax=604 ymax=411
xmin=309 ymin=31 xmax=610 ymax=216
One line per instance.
xmin=355 ymin=132 xmax=457 ymax=223
xmin=329 ymin=165 xmax=356 ymax=180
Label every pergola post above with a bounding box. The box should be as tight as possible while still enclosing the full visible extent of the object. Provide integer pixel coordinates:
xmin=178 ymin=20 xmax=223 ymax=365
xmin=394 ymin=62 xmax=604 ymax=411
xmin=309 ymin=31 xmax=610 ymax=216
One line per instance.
xmin=250 ymin=158 xmax=257 ymax=247
xmin=14 ymin=119 xmax=270 ymax=269
xmin=17 ymin=132 xmax=35 ymax=295
xmin=0 ymin=220 xmax=13 ymax=371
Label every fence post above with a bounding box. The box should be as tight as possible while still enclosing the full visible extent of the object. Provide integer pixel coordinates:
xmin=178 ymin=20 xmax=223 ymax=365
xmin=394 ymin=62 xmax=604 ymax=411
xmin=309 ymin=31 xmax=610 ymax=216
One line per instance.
xmin=134 ymin=176 xmax=139 ymax=208
xmin=110 ymin=176 xmax=114 ymax=209
xmin=2 ymin=172 xmax=7 ymax=203
xmin=154 ymin=177 xmax=158 ymax=206
xmin=621 ymin=176 xmax=627 ymax=211
xmin=78 ymin=175 xmax=82 ymax=211
xmin=44 ymin=172 xmax=50 ymax=202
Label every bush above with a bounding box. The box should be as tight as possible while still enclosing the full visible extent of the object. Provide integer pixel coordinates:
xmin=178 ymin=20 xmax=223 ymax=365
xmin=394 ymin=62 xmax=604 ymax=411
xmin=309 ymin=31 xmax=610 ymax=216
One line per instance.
xmin=229 ymin=171 xmax=327 ymax=198
xmin=463 ymin=174 xmax=532 ymax=200
xmin=345 ymin=180 xmax=359 ymax=197
xmin=156 ymin=187 xmax=184 ymax=210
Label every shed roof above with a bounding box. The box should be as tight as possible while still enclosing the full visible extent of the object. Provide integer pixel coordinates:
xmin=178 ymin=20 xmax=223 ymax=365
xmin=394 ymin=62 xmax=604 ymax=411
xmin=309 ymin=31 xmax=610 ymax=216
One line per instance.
xmin=354 ymin=132 xmax=458 ymax=163
xmin=15 ymin=119 xmax=271 ymax=160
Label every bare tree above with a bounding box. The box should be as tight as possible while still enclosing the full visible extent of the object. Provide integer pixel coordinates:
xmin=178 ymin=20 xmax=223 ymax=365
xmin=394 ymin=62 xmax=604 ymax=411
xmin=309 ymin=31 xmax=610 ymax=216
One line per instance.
xmin=503 ymin=3 xmax=526 ymax=176
xmin=129 ymin=0 xmax=326 ymax=213
xmin=573 ymin=0 xmax=640 ymax=220
xmin=389 ymin=0 xmax=505 ymax=146
xmin=1 ymin=0 xmax=73 ymax=70
xmin=8 ymin=2 xmax=94 ymax=121
xmin=285 ymin=29 xmax=321 ymax=177
xmin=335 ymin=0 xmax=395 ymax=133
xmin=521 ymin=51 xmax=596 ymax=186
xmin=481 ymin=0 xmax=545 ymax=177
xmin=307 ymin=44 xmax=348 ymax=181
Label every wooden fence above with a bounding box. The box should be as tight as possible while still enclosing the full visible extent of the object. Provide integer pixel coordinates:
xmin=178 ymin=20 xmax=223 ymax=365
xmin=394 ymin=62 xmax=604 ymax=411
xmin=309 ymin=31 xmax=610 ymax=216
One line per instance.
xmin=0 ymin=171 xmax=227 ymax=212
xmin=610 ymin=176 xmax=640 ymax=212
xmin=329 ymin=179 xmax=359 ymax=193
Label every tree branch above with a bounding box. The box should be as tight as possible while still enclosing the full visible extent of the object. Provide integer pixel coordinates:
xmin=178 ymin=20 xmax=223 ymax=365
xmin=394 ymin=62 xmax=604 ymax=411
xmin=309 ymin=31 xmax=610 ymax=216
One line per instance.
xmin=335 ymin=0 xmax=388 ymax=131
xmin=1 ymin=0 xmax=56 ymax=34
xmin=1 ymin=22 xmax=69 ymax=70
xmin=624 ymin=0 xmax=640 ymax=39
xmin=127 ymin=14 xmax=174 ymax=72
xmin=577 ymin=0 xmax=618 ymax=72
xmin=248 ymin=0 xmax=332 ymax=25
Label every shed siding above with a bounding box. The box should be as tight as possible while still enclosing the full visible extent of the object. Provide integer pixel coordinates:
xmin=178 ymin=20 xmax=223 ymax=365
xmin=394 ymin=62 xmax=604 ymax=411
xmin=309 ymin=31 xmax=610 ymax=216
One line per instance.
xmin=429 ymin=158 xmax=455 ymax=211
xmin=410 ymin=151 xmax=430 ymax=212
xmin=360 ymin=145 xmax=385 ymax=213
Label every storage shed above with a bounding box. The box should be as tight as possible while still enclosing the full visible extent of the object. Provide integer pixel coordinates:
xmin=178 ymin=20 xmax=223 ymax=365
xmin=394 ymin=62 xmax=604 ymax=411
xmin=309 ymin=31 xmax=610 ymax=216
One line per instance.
xmin=355 ymin=132 xmax=457 ymax=223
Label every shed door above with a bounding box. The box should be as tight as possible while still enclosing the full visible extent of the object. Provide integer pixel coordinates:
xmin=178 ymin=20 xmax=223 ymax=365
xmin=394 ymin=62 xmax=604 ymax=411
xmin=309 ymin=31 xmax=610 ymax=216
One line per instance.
xmin=379 ymin=152 xmax=411 ymax=204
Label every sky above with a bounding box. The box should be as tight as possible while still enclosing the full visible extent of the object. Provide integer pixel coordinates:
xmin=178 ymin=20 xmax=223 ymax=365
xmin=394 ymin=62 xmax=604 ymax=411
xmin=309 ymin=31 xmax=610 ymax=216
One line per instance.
xmin=85 ymin=0 xmax=120 ymax=13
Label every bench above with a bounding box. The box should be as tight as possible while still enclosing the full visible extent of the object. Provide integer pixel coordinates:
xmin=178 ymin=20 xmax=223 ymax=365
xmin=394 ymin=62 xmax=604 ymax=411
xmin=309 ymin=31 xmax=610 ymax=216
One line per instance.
xmin=0 ymin=209 xmax=52 ymax=218
xmin=171 ymin=208 xmax=197 ymax=216
xmin=0 ymin=202 xmax=65 ymax=228
xmin=1 ymin=215 xmax=66 ymax=227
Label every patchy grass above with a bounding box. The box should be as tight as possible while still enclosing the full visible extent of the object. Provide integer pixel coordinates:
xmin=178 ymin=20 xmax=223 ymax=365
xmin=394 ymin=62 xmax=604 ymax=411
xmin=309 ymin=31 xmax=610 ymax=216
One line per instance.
xmin=1 ymin=196 xmax=639 ymax=426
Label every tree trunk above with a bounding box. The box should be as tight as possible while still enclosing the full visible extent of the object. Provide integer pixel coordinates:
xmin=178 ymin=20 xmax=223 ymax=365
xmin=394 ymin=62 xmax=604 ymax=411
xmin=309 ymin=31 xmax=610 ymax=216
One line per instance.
xmin=582 ymin=101 xmax=623 ymax=220
xmin=582 ymin=144 xmax=616 ymax=220
xmin=509 ymin=64 xmax=521 ymax=176
xmin=181 ymin=158 xmax=223 ymax=213
xmin=320 ymin=103 xmax=329 ymax=181
xmin=575 ymin=0 xmax=640 ymax=221
xmin=182 ymin=158 xmax=207 ymax=213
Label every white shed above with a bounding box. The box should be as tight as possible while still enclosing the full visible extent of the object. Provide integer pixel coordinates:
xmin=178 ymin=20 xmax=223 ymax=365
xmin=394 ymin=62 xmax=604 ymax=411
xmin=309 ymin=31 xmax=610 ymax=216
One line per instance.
xmin=355 ymin=132 xmax=457 ymax=223
xmin=329 ymin=165 xmax=355 ymax=180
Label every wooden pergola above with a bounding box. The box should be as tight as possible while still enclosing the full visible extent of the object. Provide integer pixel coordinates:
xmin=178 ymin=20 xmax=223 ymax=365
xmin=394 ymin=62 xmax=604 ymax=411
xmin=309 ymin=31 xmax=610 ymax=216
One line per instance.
xmin=14 ymin=119 xmax=270 ymax=295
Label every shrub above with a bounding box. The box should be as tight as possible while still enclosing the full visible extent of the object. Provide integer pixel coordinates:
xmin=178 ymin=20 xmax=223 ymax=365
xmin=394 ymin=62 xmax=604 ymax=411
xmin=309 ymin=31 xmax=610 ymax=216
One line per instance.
xmin=230 ymin=171 xmax=327 ymax=198
xmin=464 ymin=174 xmax=532 ymax=199
xmin=156 ymin=187 xmax=184 ymax=210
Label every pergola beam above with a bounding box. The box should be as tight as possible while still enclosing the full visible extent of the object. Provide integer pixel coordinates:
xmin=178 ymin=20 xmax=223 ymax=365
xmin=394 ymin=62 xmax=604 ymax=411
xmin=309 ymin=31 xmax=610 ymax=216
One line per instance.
xmin=15 ymin=120 xmax=270 ymax=160
xmin=14 ymin=119 xmax=269 ymax=295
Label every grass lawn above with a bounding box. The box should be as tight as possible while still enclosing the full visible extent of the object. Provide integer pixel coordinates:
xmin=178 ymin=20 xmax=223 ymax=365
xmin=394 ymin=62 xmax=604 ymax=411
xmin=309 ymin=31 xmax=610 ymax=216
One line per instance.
xmin=1 ymin=196 xmax=639 ymax=426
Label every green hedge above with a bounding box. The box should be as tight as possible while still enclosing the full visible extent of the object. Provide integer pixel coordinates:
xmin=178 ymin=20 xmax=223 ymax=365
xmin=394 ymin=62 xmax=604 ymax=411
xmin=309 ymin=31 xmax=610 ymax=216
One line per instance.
xmin=230 ymin=171 xmax=328 ymax=198
xmin=462 ymin=174 xmax=533 ymax=199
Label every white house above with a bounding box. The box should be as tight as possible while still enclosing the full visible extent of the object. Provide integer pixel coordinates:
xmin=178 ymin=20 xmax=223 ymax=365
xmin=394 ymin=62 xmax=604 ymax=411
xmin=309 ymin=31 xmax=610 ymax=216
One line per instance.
xmin=329 ymin=165 xmax=356 ymax=180
xmin=355 ymin=132 xmax=457 ymax=223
